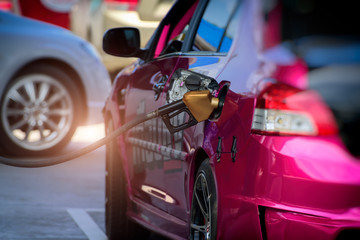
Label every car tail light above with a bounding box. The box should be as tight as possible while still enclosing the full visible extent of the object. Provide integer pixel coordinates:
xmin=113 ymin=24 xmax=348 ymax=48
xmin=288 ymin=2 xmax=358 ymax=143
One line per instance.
xmin=251 ymin=83 xmax=338 ymax=136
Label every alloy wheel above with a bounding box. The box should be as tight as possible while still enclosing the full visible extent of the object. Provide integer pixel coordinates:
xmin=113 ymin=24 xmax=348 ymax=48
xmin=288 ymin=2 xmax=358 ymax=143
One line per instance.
xmin=1 ymin=73 xmax=74 ymax=152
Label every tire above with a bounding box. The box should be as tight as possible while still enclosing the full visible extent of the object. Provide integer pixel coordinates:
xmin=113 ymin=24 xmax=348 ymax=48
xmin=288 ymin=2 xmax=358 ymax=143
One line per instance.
xmin=0 ymin=64 xmax=81 ymax=156
xmin=190 ymin=159 xmax=218 ymax=240
xmin=105 ymin=119 xmax=149 ymax=240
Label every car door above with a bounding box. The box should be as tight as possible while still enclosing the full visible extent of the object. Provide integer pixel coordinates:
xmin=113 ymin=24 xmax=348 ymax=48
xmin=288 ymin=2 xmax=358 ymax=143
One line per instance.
xmin=124 ymin=0 xmax=200 ymax=213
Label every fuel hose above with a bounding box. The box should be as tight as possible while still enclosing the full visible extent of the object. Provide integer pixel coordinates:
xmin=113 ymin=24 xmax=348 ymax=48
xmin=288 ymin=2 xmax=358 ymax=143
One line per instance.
xmin=0 ymin=110 xmax=159 ymax=168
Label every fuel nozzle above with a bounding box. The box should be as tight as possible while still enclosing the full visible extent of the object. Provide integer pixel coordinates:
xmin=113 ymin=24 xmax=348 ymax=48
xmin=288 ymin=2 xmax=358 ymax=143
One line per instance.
xmin=158 ymin=69 xmax=228 ymax=133
xmin=159 ymin=88 xmax=227 ymax=134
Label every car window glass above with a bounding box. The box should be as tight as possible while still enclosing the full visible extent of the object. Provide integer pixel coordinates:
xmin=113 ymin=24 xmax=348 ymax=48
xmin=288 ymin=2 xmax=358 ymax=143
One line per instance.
xmin=192 ymin=0 xmax=240 ymax=53
xmin=218 ymin=5 xmax=240 ymax=52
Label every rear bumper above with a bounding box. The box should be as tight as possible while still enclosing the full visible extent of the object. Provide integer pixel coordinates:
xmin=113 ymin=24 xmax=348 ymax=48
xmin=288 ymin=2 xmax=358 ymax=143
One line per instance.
xmin=251 ymin=134 xmax=360 ymax=239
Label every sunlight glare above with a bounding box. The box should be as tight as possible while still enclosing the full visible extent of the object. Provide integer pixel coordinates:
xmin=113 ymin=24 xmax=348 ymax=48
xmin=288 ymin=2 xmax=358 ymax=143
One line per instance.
xmin=71 ymin=123 xmax=105 ymax=143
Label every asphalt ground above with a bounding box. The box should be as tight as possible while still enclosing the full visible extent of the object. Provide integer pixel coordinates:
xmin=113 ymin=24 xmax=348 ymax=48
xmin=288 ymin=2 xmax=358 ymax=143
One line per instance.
xmin=0 ymin=124 xmax=107 ymax=240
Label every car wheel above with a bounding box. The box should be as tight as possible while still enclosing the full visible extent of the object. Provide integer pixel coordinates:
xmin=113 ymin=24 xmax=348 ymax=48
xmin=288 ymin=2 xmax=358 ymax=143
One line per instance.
xmin=190 ymin=159 xmax=217 ymax=240
xmin=105 ymin=119 xmax=149 ymax=240
xmin=0 ymin=64 xmax=81 ymax=156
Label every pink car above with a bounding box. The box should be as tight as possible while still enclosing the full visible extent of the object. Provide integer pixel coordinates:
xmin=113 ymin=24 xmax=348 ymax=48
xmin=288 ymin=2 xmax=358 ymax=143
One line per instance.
xmin=102 ymin=0 xmax=360 ymax=239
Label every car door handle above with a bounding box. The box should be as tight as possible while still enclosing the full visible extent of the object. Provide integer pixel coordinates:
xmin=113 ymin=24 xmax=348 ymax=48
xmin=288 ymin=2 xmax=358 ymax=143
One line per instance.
xmin=153 ymin=75 xmax=168 ymax=101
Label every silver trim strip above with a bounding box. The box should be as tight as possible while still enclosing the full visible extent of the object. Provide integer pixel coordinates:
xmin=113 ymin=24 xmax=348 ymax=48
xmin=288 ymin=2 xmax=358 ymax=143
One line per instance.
xmin=127 ymin=137 xmax=187 ymax=160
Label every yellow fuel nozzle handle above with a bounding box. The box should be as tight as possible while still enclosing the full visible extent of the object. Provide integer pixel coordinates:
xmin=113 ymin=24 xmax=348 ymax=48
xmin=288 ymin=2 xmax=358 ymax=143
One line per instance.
xmin=182 ymin=90 xmax=220 ymax=122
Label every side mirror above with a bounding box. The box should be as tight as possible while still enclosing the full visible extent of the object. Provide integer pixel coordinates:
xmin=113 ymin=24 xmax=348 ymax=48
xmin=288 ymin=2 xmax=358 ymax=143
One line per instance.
xmin=102 ymin=27 xmax=146 ymax=58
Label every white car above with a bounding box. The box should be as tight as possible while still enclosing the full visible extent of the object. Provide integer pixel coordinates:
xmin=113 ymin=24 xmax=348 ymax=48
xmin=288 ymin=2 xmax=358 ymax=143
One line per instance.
xmin=0 ymin=10 xmax=111 ymax=156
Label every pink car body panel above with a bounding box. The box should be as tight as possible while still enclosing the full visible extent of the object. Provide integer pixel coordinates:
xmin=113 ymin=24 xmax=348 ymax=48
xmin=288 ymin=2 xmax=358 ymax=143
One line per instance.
xmin=103 ymin=0 xmax=360 ymax=239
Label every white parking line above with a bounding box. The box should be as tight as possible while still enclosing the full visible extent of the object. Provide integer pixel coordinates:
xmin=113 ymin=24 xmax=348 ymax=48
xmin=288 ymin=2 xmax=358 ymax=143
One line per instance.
xmin=67 ymin=208 xmax=107 ymax=240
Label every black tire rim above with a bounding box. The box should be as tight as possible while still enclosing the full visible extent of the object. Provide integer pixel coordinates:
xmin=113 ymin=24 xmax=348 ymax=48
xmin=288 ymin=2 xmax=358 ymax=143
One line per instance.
xmin=191 ymin=172 xmax=212 ymax=240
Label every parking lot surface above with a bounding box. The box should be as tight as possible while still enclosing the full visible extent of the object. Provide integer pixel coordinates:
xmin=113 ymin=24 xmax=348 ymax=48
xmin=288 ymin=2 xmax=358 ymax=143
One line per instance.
xmin=0 ymin=124 xmax=107 ymax=240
